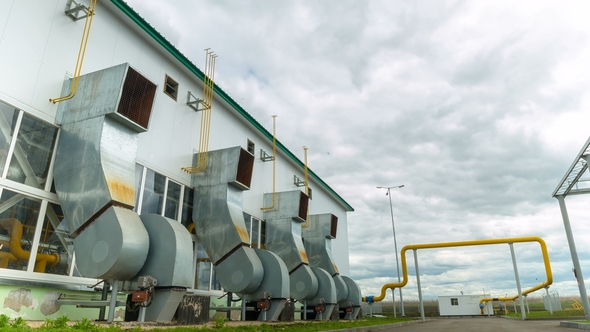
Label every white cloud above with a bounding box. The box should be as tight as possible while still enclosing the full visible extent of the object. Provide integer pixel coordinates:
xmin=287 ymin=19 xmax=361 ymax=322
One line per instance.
xmin=126 ymin=0 xmax=590 ymax=301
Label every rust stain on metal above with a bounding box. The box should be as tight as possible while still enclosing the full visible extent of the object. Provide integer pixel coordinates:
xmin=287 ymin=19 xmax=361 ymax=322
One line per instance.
xmin=3 ymin=288 xmax=32 ymax=312
xmin=299 ymin=250 xmax=309 ymax=263
xmin=236 ymin=224 xmax=250 ymax=243
xmin=107 ymin=178 xmax=135 ymax=206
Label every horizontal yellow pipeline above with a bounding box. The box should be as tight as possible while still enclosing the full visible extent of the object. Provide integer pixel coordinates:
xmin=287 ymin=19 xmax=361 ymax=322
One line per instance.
xmin=367 ymin=236 xmax=552 ymax=302
xmin=0 ymin=218 xmax=60 ymax=272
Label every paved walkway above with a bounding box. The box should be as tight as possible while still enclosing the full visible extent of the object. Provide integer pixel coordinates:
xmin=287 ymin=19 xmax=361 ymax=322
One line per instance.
xmin=376 ymin=317 xmax=580 ymax=331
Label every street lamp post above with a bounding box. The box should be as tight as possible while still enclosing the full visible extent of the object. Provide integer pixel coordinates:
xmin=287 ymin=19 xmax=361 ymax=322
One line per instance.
xmin=377 ymin=185 xmax=405 ymax=317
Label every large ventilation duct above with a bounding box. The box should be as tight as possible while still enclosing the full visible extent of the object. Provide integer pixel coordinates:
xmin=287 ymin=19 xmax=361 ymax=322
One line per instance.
xmin=192 ymin=147 xmax=262 ymax=293
xmin=54 ymin=63 xmax=194 ymax=323
xmin=192 ymin=147 xmax=289 ymax=320
xmin=263 ymin=191 xmax=319 ymax=301
xmin=303 ymin=214 xmax=362 ymax=319
xmin=54 ymin=63 xmax=156 ymax=280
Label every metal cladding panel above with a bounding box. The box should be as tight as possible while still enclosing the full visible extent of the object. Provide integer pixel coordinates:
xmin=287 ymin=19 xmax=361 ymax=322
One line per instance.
xmin=263 ymin=191 xmax=308 ymax=222
xmin=54 ymin=117 xmax=138 ymax=234
xmin=247 ymin=248 xmax=289 ymax=321
xmin=265 ymin=218 xmax=309 ymax=272
xmin=333 ymin=275 xmax=348 ymax=302
xmin=72 ymin=206 xmax=149 ymax=280
xmin=55 ymin=64 xmax=127 ymax=125
xmin=289 ymin=264 xmax=318 ymax=300
xmin=215 ymin=246 xmax=263 ymax=294
xmin=55 ymin=63 xmax=156 ymax=133
xmin=134 ymin=214 xmax=193 ymax=287
xmin=340 ymin=276 xmax=362 ymax=307
xmin=309 ymin=267 xmax=337 ymax=305
xmin=246 ymin=249 xmax=290 ymax=300
xmin=191 ymin=147 xmax=253 ymax=189
xmin=193 ymin=184 xmax=250 ymax=264
xmin=302 ymin=214 xmax=340 ymax=276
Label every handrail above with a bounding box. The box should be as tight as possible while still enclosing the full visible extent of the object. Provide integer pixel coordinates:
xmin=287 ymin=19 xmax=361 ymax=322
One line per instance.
xmin=365 ymin=236 xmax=552 ymax=302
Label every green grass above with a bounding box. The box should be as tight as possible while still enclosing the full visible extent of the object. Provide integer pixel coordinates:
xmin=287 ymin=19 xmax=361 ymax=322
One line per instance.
xmin=505 ymin=309 xmax=585 ymax=319
xmin=0 ymin=315 xmax=416 ymax=331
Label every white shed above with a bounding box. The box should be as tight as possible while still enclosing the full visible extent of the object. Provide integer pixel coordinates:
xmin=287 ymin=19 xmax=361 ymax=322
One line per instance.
xmin=438 ymin=295 xmax=494 ymax=316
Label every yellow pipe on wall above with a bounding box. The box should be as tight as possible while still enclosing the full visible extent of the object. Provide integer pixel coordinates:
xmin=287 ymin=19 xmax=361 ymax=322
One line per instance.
xmin=0 ymin=218 xmax=60 ymax=273
xmin=261 ymin=115 xmax=277 ymax=211
xmin=50 ymin=0 xmax=97 ymax=103
xmin=367 ymin=236 xmax=552 ymax=302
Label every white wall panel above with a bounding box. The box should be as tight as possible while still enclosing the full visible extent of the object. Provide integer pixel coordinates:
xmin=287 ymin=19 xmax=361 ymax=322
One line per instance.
xmin=0 ymin=1 xmax=14 ymax=45
xmin=0 ymin=0 xmax=59 ymax=107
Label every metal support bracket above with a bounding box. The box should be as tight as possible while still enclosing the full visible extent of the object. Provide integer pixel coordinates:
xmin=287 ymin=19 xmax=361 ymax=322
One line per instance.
xmin=294 ymin=175 xmax=305 ymax=187
xmin=65 ymin=0 xmax=90 ymax=21
xmin=260 ymin=149 xmax=274 ymax=162
xmin=187 ymin=91 xmax=205 ymax=112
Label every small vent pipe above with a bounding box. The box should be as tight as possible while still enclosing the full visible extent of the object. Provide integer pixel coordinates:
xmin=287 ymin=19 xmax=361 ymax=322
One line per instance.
xmin=261 ymin=115 xmax=277 ymax=211
xmin=50 ymin=0 xmax=97 ymax=103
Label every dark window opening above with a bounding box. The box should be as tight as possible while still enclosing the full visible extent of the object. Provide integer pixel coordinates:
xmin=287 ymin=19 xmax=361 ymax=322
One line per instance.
xmin=247 ymin=140 xmax=255 ymax=155
xmin=451 ymin=298 xmax=458 ymax=306
xmin=164 ymin=75 xmax=179 ymax=100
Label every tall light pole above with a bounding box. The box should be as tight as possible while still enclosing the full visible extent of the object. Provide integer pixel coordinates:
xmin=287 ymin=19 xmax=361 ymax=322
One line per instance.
xmin=377 ymin=185 xmax=405 ymax=317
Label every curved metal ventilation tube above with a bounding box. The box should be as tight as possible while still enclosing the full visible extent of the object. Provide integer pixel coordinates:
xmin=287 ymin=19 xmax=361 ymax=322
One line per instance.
xmin=191 ymin=147 xmax=289 ymax=321
xmin=303 ymin=214 xmax=362 ymax=320
xmin=264 ymin=191 xmax=347 ymax=320
xmin=53 ymin=63 xmax=193 ymax=322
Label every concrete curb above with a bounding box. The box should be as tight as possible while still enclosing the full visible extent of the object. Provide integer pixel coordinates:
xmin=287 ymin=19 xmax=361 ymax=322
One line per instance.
xmin=560 ymin=321 xmax=590 ymax=330
xmin=324 ymin=319 xmax=428 ymax=332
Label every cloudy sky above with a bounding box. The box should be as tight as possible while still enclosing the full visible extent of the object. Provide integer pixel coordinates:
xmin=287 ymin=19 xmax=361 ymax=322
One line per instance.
xmin=124 ymin=0 xmax=590 ymax=301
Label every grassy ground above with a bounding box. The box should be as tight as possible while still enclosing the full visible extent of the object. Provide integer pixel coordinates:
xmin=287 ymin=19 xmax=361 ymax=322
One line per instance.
xmin=378 ymin=297 xmax=588 ymax=320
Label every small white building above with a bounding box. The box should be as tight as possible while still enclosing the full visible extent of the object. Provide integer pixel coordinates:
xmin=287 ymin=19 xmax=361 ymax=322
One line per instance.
xmin=438 ymin=295 xmax=494 ymax=316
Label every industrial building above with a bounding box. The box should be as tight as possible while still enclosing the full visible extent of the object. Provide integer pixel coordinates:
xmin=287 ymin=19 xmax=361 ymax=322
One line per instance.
xmin=0 ymin=0 xmax=360 ymax=322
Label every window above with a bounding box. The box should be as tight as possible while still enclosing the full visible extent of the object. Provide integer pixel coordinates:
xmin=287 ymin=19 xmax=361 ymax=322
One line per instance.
xmin=164 ymin=180 xmax=181 ymax=220
xmin=247 ymin=140 xmax=255 ymax=155
xmin=0 ymin=102 xmax=58 ymax=190
xmin=181 ymin=187 xmax=194 ymax=228
xmin=451 ymin=298 xmax=458 ymax=306
xmin=164 ymin=75 xmax=179 ymax=100
xmin=140 ymin=169 xmax=165 ymax=215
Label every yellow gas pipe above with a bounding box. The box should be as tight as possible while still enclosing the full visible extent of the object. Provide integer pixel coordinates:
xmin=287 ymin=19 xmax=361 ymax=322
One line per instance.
xmin=302 ymin=146 xmax=310 ymax=228
xmin=363 ymin=236 xmax=552 ymax=304
xmin=0 ymin=218 xmax=60 ymax=272
xmin=183 ymin=49 xmax=217 ymax=174
xmin=50 ymin=0 xmax=97 ymax=103
xmin=261 ymin=115 xmax=277 ymax=211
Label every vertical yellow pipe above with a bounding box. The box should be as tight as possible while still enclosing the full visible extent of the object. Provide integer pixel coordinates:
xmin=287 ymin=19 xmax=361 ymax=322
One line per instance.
xmin=50 ymin=0 xmax=97 ymax=103
xmin=302 ymin=147 xmax=310 ymax=228
xmin=261 ymin=115 xmax=277 ymax=210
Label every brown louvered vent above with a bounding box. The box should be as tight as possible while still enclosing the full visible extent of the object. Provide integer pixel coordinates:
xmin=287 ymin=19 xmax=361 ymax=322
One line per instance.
xmin=298 ymin=191 xmax=309 ymax=221
xmin=117 ymin=67 xmax=157 ymax=130
xmin=330 ymin=214 xmax=338 ymax=238
xmin=236 ymin=148 xmax=254 ymax=188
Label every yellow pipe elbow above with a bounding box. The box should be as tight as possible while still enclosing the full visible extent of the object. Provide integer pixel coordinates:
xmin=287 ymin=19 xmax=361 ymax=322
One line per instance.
xmin=0 ymin=218 xmax=60 ymax=272
xmin=367 ymin=236 xmax=553 ymax=303
xmin=187 ymin=223 xmax=195 ymax=234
